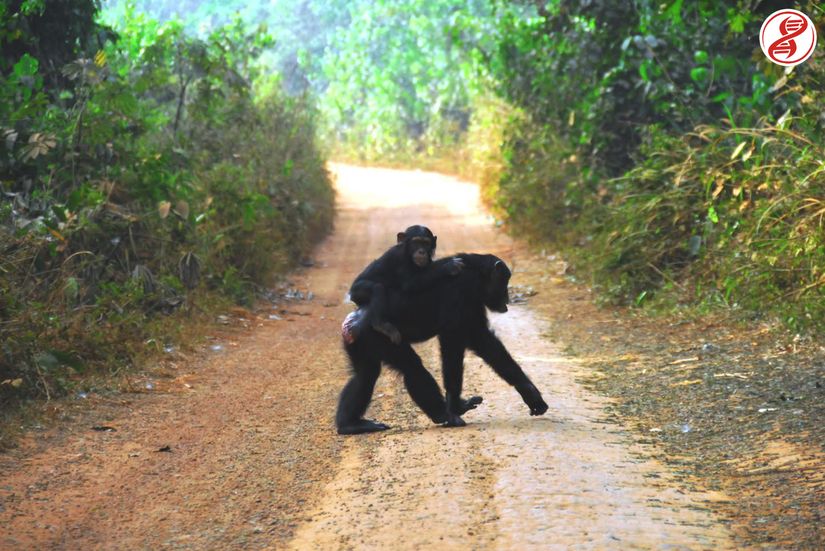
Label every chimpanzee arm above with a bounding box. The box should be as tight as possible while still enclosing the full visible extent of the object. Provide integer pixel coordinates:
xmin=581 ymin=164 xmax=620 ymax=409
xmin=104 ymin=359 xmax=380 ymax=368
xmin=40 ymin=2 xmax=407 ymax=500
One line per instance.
xmin=348 ymin=252 xmax=395 ymax=306
xmin=399 ymin=257 xmax=464 ymax=293
xmin=366 ymin=282 xmax=402 ymax=343
xmin=348 ymin=254 xmax=403 ymax=343
xmin=349 ymin=279 xmax=375 ymax=306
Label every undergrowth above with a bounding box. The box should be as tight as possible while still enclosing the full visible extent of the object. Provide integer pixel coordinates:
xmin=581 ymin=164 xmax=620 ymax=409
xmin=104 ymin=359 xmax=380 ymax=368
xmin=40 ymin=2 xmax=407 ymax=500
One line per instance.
xmin=0 ymin=3 xmax=333 ymax=419
xmin=471 ymin=3 xmax=825 ymax=334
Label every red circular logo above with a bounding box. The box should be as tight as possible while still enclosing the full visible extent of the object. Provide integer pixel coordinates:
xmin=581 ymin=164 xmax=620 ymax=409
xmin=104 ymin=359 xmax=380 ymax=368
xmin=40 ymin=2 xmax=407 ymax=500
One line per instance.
xmin=760 ymin=9 xmax=817 ymax=66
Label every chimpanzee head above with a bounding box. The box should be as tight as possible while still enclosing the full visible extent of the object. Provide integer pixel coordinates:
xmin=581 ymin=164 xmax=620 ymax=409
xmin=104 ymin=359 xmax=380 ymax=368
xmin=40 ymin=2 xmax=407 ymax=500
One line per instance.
xmin=483 ymin=257 xmax=511 ymax=313
xmin=397 ymin=225 xmax=437 ymax=268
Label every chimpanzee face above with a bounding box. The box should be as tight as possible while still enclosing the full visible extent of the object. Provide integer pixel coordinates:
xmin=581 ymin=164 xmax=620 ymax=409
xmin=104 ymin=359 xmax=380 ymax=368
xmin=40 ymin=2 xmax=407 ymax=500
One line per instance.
xmin=408 ymin=237 xmax=434 ymax=267
xmin=484 ymin=260 xmax=511 ymax=313
xmin=397 ymin=225 xmax=437 ymax=269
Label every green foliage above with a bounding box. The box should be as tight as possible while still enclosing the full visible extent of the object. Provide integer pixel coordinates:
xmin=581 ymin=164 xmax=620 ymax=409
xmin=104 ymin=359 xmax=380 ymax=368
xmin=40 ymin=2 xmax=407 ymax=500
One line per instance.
xmin=1 ymin=3 xmax=333 ymax=407
xmin=477 ymin=1 xmax=825 ymax=331
xmin=6 ymin=0 xmax=825 ymax=411
xmin=485 ymin=113 xmax=583 ymax=238
xmin=593 ymin=99 xmax=825 ymax=330
xmin=101 ymin=0 xmax=351 ymax=95
xmin=319 ymin=0 xmax=493 ymax=161
xmin=102 ymin=0 xmax=496 ymax=165
xmin=488 ymin=0 xmax=768 ymax=175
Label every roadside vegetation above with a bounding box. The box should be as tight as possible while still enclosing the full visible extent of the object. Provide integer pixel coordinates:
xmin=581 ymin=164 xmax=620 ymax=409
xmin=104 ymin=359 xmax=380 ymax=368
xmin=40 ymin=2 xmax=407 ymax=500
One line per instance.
xmin=479 ymin=1 xmax=825 ymax=336
xmin=5 ymin=0 xmax=824 ymax=416
xmin=1 ymin=1 xmax=333 ymax=422
xmin=113 ymin=0 xmax=825 ymax=333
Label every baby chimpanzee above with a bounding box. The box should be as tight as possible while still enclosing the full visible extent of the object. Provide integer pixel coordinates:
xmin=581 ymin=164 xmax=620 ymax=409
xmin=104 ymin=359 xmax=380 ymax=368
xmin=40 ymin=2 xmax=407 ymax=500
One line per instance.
xmin=348 ymin=225 xmax=462 ymax=344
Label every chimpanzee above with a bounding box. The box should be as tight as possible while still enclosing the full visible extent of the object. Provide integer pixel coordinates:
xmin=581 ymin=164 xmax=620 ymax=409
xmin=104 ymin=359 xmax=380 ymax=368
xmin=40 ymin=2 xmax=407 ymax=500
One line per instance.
xmin=336 ymin=253 xmax=548 ymax=435
xmin=348 ymin=225 xmax=463 ymax=344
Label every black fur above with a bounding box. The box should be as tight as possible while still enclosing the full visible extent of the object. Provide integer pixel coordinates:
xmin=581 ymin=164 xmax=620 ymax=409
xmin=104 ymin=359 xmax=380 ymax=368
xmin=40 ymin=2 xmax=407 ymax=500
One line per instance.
xmin=348 ymin=225 xmax=461 ymax=344
xmin=336 ymin=254 xmax=548 ymax=434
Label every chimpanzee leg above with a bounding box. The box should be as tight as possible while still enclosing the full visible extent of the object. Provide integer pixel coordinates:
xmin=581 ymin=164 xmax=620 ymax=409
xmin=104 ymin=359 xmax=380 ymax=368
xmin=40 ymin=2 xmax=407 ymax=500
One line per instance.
xmin=438 ymin=335 xmax=482 ymax=422
xmin=469 ymin=327 xmax=549 ymax=416
xmin=439 ymin=334 xmax=465 ymax=423
xmin=382 ymin=343 xmax=449 ymax=424
xmin=336 ymin=343 xmax=390 ymax=435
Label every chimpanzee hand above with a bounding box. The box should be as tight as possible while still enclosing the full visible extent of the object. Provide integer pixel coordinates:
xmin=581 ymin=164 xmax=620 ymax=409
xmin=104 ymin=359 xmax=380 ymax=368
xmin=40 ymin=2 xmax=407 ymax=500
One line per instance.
xmin=516 ymin=383 xmax=548 ymax=416
xmin=374 ymin=321 xmax=402 ymax=344
xmin=445 ymin=257 xmax=464 ymax=276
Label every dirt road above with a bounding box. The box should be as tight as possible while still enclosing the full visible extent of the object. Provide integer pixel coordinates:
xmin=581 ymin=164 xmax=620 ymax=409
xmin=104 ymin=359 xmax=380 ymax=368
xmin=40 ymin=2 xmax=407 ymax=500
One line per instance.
xmin=1 ymin=165 xmax=734 ymax=549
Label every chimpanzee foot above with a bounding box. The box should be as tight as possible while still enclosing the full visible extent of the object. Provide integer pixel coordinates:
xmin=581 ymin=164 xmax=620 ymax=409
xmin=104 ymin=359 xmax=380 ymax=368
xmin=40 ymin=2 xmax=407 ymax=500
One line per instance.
xmin=337 ymin=419 xmax=391 ymax=435
xmin=442 ymin=412 xmax=467 ymax=427
xmin=529 ymin=399 xmax=549 ymax=416
xmin=454 ymin=395 xmax=483 ymax=415
xmin=374 ymin=321 xmax=402 ymax=344
xmin=517 ymin=383 xmax=549 ymax=416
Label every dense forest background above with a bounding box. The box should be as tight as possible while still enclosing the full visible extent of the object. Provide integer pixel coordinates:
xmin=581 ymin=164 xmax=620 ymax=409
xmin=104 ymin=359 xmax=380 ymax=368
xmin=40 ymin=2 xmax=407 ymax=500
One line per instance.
xmin=2 ymin=1 xmax=824 ymax=408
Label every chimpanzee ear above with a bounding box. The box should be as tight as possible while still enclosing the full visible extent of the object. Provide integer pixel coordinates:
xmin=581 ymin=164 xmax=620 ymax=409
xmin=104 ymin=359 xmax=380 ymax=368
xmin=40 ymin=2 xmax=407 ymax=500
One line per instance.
xmin=396 ymin=232 xmax=406 ymax=244
xmin=432 ymin=235 xmax=437 ymax=249
xmin=493 ymin=259 xmax=509 ymax=276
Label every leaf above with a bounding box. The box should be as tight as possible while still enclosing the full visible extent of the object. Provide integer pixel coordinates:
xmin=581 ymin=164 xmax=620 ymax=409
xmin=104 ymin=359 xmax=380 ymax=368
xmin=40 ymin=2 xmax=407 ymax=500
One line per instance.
xmin=52 ymin=205 xmax=68 ymax=222
xmin=639 ymin=61 xmax=649 ymax=82
xmin=690 ymin=67 xmax=708 ymax=83
xmin=707 ymin=205 xmax=719 ymax=224
xmin=19 ymin=132 xmax=57 ymax=162
xmin=769 ymin=75 xmax=788 ymax=93
xmin=174 ymin=200 xmax=189 ymax=219
xmin=47 ymin=228 xmax=66 ymax=242
xmin=728 ymin=12 xmax=746 ymax=33
xmin=776 ymin=109 xmax=791 ymax=129
xmin=711 ymin=91 xmax=732 ymax=103
xmin=94 ymin=50 xmax=107 ymax=67
xmin=13 ymin=54 xmax=38 ymax=78
xmin=665 ymin=0 xmax=684 ymax=25
xmin=730 ymin=141 xmax=746 ymax=160
xmin=620 ymin=36 xmax=632 ymax=51
xmin=158 ymin=201 xmax=171 ymax=219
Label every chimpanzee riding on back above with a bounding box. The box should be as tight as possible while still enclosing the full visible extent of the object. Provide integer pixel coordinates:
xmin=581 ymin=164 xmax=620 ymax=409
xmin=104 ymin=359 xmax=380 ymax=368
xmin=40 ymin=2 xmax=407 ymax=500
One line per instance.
xmin=345 ymin=225 xmax=463 ymax=344
xmin=337 ymin=252 xmax=549 ymax=435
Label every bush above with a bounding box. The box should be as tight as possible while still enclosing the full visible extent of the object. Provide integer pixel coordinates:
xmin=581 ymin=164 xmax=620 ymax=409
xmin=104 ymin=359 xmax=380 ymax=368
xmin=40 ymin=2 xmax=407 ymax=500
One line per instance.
xmin=0 ymin=4 xmax=333 ymax=409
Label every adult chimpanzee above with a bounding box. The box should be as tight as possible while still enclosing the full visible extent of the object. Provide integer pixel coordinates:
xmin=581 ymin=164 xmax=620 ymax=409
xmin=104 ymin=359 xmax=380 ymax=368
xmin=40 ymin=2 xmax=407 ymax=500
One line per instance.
xmin=348 ymin=225 xmax=463 ymax=345
xmin=336 ymin=253 xmax=548 ymax=435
